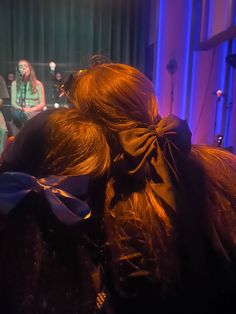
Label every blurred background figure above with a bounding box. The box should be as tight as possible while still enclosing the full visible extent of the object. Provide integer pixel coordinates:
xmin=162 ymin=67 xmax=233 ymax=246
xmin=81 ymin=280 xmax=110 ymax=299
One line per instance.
xmin=0 ymin=74 xmax=9 ymax=154
xmin=2 ymin=72 xmax=15 ymax=137
xmin=48 ymin=61 xmax=66 ymax=107
xmin=6 ymin=72 xmax=15 ymax=96
xmin=49 ymin=61 xmax=56 ymax=76
xmin=11 ymin=59 xmax=45 ymax=133
xmin=89 ymin=54 xmax=111 ymax=67
xmin=53 ymin=71 xmax=65 ymax=104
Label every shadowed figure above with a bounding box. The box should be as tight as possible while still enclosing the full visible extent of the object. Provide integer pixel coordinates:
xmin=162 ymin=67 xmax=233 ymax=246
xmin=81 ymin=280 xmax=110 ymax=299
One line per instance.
xmin=0 ymin=108 xmax=112 ymax=314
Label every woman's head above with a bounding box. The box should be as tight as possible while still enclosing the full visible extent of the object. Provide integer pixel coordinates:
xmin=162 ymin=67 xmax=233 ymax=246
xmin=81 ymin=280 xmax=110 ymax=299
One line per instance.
xmin=1 ymin=109 xmax=110 ymax=179
xmin=55 ymin=72 xmax=62 ymax=81
xmin=18 ymin=60 xmax=32 ymax=78
xmin=16 ymin=59 xmax=37 ymax=93
xmin=71 ymin=63 xmax=158 ymax=131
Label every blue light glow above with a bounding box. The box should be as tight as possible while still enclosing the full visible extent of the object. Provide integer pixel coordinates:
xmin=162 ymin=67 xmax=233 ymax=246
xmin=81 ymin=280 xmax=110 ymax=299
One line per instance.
xmin=180 ymin=1 xmax=192 ymax=118
xmin=154 ymin=0 xmax=163 ymax=97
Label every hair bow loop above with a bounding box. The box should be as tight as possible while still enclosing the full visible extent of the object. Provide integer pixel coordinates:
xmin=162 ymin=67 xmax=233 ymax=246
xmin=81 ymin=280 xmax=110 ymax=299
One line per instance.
xmin=0 ymin=172 xmax=91 ymax=225
xmin=117 ymin=115 xmax=192 ymax=211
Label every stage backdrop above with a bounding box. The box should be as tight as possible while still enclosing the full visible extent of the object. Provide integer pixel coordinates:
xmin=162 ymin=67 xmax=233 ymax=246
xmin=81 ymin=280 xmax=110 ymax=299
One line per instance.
xmin=0 ymin=0 xmax=157 ymax=102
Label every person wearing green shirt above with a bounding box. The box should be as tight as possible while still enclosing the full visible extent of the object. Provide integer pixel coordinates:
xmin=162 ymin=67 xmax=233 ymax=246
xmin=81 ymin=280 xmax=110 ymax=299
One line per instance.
xmin=11 ymin=59 xmax=45 ymax=131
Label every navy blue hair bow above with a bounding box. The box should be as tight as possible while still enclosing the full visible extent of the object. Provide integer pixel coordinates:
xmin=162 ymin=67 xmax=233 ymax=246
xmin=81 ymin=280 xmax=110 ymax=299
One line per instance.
xmin=0 ymin=172 xmax=91 ymax=226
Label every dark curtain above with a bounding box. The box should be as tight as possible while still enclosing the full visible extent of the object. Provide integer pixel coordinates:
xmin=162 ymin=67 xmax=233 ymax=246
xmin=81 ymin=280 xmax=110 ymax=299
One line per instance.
xmin=0 ymin=0 xmax=155 ymax=103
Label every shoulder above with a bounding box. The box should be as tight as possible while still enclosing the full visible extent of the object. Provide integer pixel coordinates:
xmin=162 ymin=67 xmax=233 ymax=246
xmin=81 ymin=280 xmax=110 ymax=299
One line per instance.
xmin=36 ymin=80 xmax=44 ymax=88
xmin=0 ymin=75 xmax=6 ymax=85
xmin=11 ymin=80 xmax=16 ymax=91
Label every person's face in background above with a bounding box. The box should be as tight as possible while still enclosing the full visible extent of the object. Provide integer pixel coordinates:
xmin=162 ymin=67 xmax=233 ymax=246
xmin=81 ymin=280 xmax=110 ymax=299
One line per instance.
xmin=18 ymin=61 xmax=31 ymax=78
xmin=7 ymin=73 xmax=15 ymax=81
xmin=55 ymin=72 xmax=62 ymax=81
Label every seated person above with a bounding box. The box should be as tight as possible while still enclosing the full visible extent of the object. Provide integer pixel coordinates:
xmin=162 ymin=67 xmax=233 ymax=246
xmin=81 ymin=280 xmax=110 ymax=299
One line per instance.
xmin=53 ymin=72 xmax=66 ymax=104
xmin=11 ymin=59 xmax=45 ymax=132
xmin=6 ymin=72 xmax=15 ymax=96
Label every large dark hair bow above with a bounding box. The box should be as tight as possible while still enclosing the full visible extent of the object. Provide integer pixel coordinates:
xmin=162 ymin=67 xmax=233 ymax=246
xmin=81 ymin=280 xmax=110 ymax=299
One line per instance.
xmin=117 ymin=115 xmax=192 ymax=210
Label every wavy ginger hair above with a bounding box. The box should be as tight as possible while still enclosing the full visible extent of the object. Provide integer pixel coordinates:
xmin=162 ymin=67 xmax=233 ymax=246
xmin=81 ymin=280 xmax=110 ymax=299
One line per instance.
xmin=71 ymin=63 xmax=158 ymax=131
xmin=70 ymin=65 xmax=236 ymax=306
xmin=71 ymin=64 xmax=177 ymax=283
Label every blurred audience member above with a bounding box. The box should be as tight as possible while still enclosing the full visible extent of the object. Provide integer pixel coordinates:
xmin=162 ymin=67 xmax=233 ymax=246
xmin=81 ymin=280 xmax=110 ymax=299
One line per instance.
xmin=6 ymin=72 xmax=15 ymax=98
xmin=53 ymin=71 xmax=65 ymax=104
xmin=0 ymin=74 xmax=9 ymax=154
xmin=1 ymin=72 xmax=15 ymax=137
xmin=89 ymin=54 xmax=111 ymax=67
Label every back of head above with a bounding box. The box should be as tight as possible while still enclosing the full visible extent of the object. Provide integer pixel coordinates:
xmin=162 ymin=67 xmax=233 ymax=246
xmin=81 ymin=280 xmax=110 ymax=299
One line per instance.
xmin=70 ymin=63 xmax=236 ymax=311
xmin=45 ymin=108 xmax=110 ymax=178
xmin=0 ymin=108 xmax=111 ymax=314
xmin=89 ymin=54 xmax=111 ymax=67
xmin=0 ymin=109 xmax=51 ymax=177
xmin=71 ymin=63 xmax=158 ymax=131
xmin=71 ymin=64 xmax=190 ymax=299
xmin=1 ymin=108 xmax=110 ymax=178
